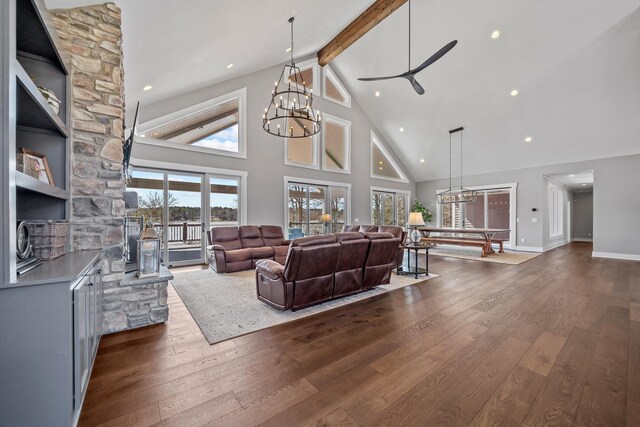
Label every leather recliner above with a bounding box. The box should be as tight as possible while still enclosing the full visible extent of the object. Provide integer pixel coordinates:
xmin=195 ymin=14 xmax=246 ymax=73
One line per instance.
xmin=255 ymin=232 xmax=400 ymax=311
xmin=207 ymin=225 xmax=291 ymax=273
xmin=334 ymin=232 xmax=370 ymax=298
xmin=343 ymin=224 xmax=407 ymax=266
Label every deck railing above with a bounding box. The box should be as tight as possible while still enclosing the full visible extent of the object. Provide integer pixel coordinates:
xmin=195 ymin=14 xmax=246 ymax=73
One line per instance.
xmin=153 ymin=222 xmax=238 ymax=244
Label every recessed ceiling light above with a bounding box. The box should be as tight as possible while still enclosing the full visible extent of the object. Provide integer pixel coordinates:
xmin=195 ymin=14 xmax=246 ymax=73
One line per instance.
xmin=379 ymin=166 xmax=383 ymax=170
xmin=378 ymin=161 xmax=383 ymax=165
xmin=491 ymin=30 xmax=500 ymax=39
xmin=582 ymin=183 xmax=587 ymax=186
xmin=510 ymin=89 xmax=519 ymax=96
xmin=420 ymin=159 xmax=425 ymax=163
xmin=285 ymin=47 xmax=292 ymax=53
xmin=524 ymin=136 xmax=532 ymax=143
xmin=374 ymin=91 xmax=380 ymax=97
xmin=399 ymin=127 xmax=404 ymax=132
xmin=143 ymin=85 xmax=152 ymax=91
xmin=569 ymin=174 xmax=575 ymax=177
xmin=226 ymin=63 xmax=234 ymax=69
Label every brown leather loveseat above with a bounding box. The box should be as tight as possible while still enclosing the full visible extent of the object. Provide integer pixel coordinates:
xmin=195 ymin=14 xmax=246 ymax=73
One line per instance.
xmin=207 ymin=225 xmax=291 ymax=273
xmin=255 ymin=232 xmax=400 ymax=311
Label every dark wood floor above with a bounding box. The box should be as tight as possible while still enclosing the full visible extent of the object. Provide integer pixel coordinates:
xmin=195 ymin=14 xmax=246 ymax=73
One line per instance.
xmin=79 ymin=243 xmax=639 ymax=426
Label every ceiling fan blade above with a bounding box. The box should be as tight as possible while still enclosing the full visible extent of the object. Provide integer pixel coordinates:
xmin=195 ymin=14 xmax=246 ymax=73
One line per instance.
xmin=406 ymin=75 xmax=425 ymax=95
xmin=407 ymin=40 xmax=457 ymax=76
xmin=357 ymin=74 xmax=404 ymax=82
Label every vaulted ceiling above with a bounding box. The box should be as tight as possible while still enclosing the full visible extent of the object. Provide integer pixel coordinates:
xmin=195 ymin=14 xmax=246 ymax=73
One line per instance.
xmin=46 ymin=0 xmax=640 ymax=182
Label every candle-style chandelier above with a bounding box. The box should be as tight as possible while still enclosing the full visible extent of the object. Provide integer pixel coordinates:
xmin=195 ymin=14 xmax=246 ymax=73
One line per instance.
xmin=262 ymin=17 xmax=321 ymax=138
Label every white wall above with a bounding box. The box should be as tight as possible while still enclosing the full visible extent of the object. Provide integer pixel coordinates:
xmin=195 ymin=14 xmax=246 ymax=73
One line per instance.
xmin=416 ymin=154 xmax=640 ymax=258
xmin=131 ymin=60 xmax=415 ymax=227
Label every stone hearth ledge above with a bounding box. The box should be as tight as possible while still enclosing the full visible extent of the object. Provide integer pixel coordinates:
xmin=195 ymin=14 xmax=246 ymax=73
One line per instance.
xmin=102 ymin=266 xmax=173 ymax=334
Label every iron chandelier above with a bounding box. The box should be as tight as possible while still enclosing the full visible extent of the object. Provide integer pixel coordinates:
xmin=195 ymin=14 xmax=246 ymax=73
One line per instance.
xmin=262 ymin=17 xmax=321 ymax=138
xmin=436 ymin=126 xmax=478 ymax=204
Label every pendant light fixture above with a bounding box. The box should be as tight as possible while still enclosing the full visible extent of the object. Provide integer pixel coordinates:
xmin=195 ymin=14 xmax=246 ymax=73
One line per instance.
xmin=436 ymin=127 xmax=478 ymax=204
xmin=262 ymin=17 xmax=321 ymax=138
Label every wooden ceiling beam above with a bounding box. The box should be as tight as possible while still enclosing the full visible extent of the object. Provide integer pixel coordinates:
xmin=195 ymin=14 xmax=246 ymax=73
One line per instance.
xmin=317 ymin=0 xmax=408 ymax=66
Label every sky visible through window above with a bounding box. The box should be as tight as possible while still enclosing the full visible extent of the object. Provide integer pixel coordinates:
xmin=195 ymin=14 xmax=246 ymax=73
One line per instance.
xmin=192 ymin=124 xmax=239 ymax=153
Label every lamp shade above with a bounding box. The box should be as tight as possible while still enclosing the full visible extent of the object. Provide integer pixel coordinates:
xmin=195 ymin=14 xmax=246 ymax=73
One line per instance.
xmin=407 ymin=212 xmax=426 ymax=226
xmin=320 ymin=213 xmax=332 ymax=223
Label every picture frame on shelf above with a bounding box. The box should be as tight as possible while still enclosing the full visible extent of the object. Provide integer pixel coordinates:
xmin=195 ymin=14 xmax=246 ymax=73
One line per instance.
xmin=17 ymin=148 xmax=55 ymax=186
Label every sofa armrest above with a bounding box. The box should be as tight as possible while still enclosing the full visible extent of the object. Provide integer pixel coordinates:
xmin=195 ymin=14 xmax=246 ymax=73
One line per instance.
xmin=207 ymin=245 xmax=227 ymax=273
xmin=282 ymin=239 xmax=292 ymax=246
xmin=256 ymin=259 xmax=284 ymax=280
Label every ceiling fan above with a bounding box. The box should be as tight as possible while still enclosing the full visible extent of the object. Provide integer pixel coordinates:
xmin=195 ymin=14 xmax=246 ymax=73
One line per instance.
xmin=358 ymin=0 xmax=457 ymax=95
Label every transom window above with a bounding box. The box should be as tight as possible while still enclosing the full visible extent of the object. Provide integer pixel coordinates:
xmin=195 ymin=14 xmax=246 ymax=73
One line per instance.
xmin=371 ymin=132 xmax=408 ymax=183
xmin=322 ymin=113 xmax=351 ymax=174
xmin=323 ymin=66 xmax=351 ymax=108
xmin=137 ymin=88 xmax=247 ymax=159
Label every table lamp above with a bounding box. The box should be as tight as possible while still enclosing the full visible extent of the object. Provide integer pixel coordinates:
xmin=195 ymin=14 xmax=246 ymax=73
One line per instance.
xmin=407 ymin=211 xmax=426 ymax=243
xmin=320 ymin=213 xmax=332 ymax=235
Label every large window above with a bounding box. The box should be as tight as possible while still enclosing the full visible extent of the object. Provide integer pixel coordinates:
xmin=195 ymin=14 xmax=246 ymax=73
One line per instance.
xmin=548 ymin=183 xmax=564 ymax=238
xmin=371 ymin=132 xmax=408 ymax=183
xmin=285 ymin=129 xmax=318 ymax=169
xmin=323 ymin=66 xmax=351 ymax=108
xmin=322 ymin=114 xmax=351 ymax=174
xmin=371 ymin=188 xmax=410 ymax=227
xmin=285 ymin=178 xmax=350 ymax=238
xmin=438 ymin=185 xmax=515 ymax=244
xmin=137 ymin=88 xmax=247 ymax=159
xmin=210 ymin=176 xmax=239 ymax=227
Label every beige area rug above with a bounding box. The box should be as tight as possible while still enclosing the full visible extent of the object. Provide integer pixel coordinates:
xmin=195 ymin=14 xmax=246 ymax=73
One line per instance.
xmin=171 ymin=269 xmax=436 ymax=345
xmin=429 ymin=245 xmax=541 ymax=265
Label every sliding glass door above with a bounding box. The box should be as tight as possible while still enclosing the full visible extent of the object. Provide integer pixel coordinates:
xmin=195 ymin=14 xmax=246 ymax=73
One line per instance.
xmin=128 ymin=168 xmax=243 ymax=267
xmin=287 ymin=182 xmax=349 ymax=238
xmin=371 ymin=190 xmax=409 ymax=227
xmin=210 ymin=176 xmax=240 ymax=228
xmin=439 ymin=187 xmax=513 ymax=243
xmin=167 ymin=173 xmax=204 ymax=265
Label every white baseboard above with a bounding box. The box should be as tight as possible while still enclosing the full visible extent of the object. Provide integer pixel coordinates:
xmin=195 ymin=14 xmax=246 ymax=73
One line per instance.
xmin=574 ymin=238 xmax=593 ymax=242
xmin=592 ymin=251 xmax=640 ymax=261
xmin=544 ymin=240 xmax=568 ymax=251
xmin=513 ymin=245 xmax=544 ymax=253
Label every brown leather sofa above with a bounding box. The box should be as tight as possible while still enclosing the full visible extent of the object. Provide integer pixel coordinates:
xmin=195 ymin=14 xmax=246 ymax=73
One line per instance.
xmin=255 ymin=232 xmax=400 ymax=311
xmin=343 ymin=224 xmax=406 ymax=265
xmin=207 ymin=225 xmax=291 ymax=273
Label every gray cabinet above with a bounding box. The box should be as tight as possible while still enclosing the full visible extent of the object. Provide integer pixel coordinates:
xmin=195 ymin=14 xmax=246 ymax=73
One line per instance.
xmin=0 ymin=250 xmax=102 ymax=426
xmin=73 ymin=265 xmax=102 ymax=416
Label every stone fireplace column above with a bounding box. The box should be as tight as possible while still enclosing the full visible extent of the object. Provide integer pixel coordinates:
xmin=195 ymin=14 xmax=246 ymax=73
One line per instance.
xmin=51 ymin=3 xmax=169 ymax=333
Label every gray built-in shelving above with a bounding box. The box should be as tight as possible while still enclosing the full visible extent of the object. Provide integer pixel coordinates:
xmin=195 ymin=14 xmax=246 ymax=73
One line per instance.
xmin=1 ymin=3 xmax=106 ymax=425
xmin=2 ymin=0 xmax=71 ymax=282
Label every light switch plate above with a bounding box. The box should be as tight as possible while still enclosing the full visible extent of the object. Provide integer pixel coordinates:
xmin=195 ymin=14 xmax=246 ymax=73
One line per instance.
xmin=354 ymin=218 xmax=359 ymax=223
